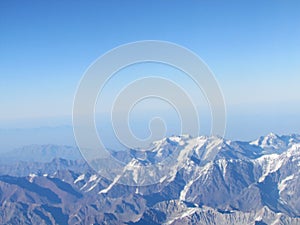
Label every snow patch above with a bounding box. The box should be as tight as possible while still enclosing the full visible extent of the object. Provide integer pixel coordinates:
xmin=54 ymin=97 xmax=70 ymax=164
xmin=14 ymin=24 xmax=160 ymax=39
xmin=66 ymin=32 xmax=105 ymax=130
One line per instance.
xmin=255 ymin=154 xmax=282 ymax=182
xmin=217 ymin=159 xmax=228 ymax=177
xmin=28 ymin=173 xmax=37 ymax=183
xmin=99 ymin=175 xmax=121 ymax=194
xmin=165 ymin=207 xmax=198 ymax=225
xmin=74 ymin=174 xmax=85 ymax=184
xmin=88 ymin=174 xmax=98 ymax=182
xmin=86 ymin=182 xmax=99 ymax=192
xmin=278 ymin=174 xmax=294 ymax=194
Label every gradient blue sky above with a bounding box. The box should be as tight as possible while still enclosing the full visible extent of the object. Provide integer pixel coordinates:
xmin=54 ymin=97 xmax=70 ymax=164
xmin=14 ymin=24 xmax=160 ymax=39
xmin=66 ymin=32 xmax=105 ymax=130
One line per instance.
xmin=1 ymin=1 xmax=300 ymax=147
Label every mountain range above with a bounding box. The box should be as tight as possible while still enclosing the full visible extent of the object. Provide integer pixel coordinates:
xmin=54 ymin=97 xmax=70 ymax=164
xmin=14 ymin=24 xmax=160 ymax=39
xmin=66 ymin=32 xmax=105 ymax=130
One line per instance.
xmin=0 ymin=133 xmax=300 ymax=224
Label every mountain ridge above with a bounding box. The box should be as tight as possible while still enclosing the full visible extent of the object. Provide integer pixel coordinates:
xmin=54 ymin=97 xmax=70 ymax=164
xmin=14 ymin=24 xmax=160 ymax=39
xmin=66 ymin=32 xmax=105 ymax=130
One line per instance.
xmin=0 ymin=133 xmax=299 ymax=224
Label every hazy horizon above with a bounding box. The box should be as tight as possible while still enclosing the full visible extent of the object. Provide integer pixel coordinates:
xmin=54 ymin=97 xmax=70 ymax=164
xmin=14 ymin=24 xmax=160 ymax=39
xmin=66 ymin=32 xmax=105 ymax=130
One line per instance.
xmin=1 ymin=1 xmax=300 ymax=151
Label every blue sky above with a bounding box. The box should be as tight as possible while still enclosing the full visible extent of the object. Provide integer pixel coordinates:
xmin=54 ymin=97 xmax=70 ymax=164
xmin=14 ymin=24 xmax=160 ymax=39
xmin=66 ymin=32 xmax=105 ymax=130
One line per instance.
xmin=1 ymin=1 xmax=300 ymax=148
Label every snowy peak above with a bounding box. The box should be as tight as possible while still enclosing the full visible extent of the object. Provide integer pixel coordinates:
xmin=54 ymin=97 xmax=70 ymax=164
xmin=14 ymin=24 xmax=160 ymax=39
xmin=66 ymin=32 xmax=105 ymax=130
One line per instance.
xmin=250 ymin=133 xmax=300 ymax=154
xmin=133 ymin=135 xmax=227 ymax=164
xmin=1 ymin=133 xmax=300 ymax=224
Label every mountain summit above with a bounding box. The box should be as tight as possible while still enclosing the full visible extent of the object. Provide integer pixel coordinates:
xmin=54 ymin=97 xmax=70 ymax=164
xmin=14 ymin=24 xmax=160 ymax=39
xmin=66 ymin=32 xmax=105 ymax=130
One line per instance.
xmin=0 ymin=134 xmax=299 ymax=224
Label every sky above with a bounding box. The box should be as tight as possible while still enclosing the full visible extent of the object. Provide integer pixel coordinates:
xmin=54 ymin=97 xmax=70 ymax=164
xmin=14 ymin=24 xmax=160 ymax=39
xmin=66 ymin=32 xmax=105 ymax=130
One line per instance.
xmin=1 ymin=1 xmax=300 ymax=150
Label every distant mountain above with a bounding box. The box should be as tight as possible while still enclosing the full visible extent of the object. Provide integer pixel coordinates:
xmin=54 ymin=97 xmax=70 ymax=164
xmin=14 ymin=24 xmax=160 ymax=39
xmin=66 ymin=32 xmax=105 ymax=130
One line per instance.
xmin=0 ymin=133 xmax=300 ymax=224
xmin=0 ymin=144 xmax=82 ymax=163
xmin=0 ymin=126 xmax=75 ymax=152
xmin=250 ymin=133 xmax=300 ymax=153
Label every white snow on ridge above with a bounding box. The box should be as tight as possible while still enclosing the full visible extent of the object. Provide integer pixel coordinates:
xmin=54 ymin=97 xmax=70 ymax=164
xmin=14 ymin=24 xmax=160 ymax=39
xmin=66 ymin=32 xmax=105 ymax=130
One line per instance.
xmin=255 ymin=142 xmax=300 ymax=183
xmin=179 ymin=179 xmax=194 ymax=201
xmin=177 ymin=138 xmax=197 ymax=164
xmin=165 ymin=207 xmax=198 ymax=225
xmin=250 ymin=133 xmax=300 ymax=155
xmin=88 ymin=174 xmax=98 ymax=182
xmin=86 ymin=181 xmax=100 ymax=192
xmin=169 ymin=136 xmax=186 ymax=145
xmin=216 ymin=159 xmax=228 ymax=178
xmin=28 ymin=173 xmax=37 ymax=183
xmin=74 ymin=174 xmax=85 ymax=184
xmin=179 ymin=162 xmax=212 ymax=202
xmin=278 ymin=174 xmax=294 ymax=194
xmin=255 ymin=154 xmax=282 ymax=182
xmin=99 ymin=175 xmax=121 ymax=194
xmin=286 ymin=143 xmax=300 ymax=158
xmin=74 ymin=134 xmax=300 ymax=193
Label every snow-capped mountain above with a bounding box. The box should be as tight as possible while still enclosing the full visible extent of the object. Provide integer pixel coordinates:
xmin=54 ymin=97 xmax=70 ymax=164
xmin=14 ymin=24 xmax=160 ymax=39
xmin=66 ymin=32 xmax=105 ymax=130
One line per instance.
xmin=0 ymin=133 xmax=299 ymax=224
xmin=250 ymin=133 xmax=300 ymax=153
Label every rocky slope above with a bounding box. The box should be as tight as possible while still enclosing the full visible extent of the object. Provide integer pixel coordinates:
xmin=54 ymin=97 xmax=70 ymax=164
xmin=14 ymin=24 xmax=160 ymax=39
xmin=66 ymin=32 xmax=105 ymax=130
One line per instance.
xmin=0 ymin=134 xmax=300 ymax=224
